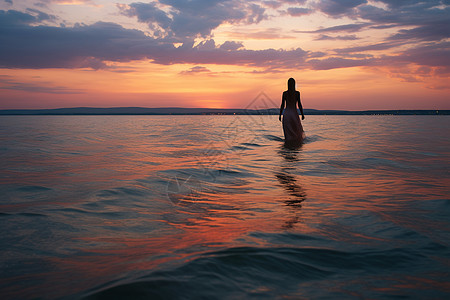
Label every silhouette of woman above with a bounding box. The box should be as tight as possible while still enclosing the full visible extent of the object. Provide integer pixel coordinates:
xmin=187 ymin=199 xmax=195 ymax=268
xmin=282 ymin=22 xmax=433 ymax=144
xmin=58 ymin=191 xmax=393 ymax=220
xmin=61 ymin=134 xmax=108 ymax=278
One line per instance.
xmin=279 ymin=78 xmax=305 ymax=147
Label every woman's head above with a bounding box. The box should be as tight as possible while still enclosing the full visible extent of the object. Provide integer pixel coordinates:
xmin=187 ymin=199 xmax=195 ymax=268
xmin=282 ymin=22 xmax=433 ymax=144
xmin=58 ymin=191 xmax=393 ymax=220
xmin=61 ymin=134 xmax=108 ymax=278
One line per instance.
xmin=288 ymin=78 xmax=295 ymax=92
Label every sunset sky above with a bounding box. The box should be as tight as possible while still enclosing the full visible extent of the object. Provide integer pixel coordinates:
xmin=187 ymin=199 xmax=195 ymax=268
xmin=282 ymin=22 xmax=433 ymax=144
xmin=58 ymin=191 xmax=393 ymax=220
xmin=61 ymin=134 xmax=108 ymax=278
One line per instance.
xmin=0 ymin=0 xmax=449 ymax=110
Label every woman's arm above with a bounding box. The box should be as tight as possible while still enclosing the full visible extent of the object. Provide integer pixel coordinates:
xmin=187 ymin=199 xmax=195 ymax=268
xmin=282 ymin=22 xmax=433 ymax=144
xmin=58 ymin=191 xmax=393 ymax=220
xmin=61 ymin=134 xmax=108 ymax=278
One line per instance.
xmin=297 ymin=91 xmax=305 ymax=120
xmin=279 ymin=92 xmax=285 ymax=122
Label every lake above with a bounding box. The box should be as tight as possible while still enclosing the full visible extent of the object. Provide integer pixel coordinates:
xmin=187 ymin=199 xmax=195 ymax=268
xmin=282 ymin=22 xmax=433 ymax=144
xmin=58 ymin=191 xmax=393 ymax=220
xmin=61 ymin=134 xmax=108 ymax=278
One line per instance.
xmin=0 ymin=115 xmax=449 ymax=299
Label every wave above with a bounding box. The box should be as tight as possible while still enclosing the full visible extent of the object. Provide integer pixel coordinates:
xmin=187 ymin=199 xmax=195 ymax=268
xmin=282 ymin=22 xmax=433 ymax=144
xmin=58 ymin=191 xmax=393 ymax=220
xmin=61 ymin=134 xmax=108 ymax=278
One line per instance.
xmin=263 ymin=134 xmax=323 ymax=147
xmin=303 ymin=134 xmax=323 ymax=143
xmin=263 ymin=134 xmax=284 ymax=142
xmin=326 ymin=157 xmax=418 ymax=171
xmin=83 ymin=245 xmax=424 ymax=299
xmin=0 ymin=212 xmax=47 ymax=218
xmin=241 ymin=142 xmax=263 ymax=147
xmin=16 ymin=185 xmax=52 ymax=192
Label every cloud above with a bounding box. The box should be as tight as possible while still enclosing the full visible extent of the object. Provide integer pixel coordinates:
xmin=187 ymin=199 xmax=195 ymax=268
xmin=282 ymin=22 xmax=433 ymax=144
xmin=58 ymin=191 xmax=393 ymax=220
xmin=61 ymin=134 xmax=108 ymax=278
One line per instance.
xmin=0 ymin=10 xmax=308 ymax=70
xmin=280 ymin=0 xmax=307 ymax=4
xmin=357 ymin=1 xmax=449 ymax=27
xmin=0 ymin=75 xmax=83 ymax=93
xmin=35 ymin=0 xmax=96 ymax=6
xmin=154 ymin=40 xmax=309 ymax=68
xmin=117 ymin=2 xmax=172 ymax=38
xmin=261 ymin=1 xmax=282 ymax=9
xmin=286 ymin=7 xmax=312 ymax=16
xmin=302 ymin=23 xmax=370 ymax=33
xmin=1 ymin=0 xmax=448 ymax=79
xmin=227 ymin=28 xmax=294 ymax=40
xmin=310 ymin=0 xmax=450 ymax=44
xmin=315 ymin=34 xmax=359 ymax=40
xmin=4 ymin=0 xmax=12 ymax=5
xmin=334 ymin=41 xmax=406 ymax=54
xmin=373 ymin=0 xmax=432 ymax=9
xmin=0 ymin=15 xmax=166 ymax=68
xmin=307 ymin=39 xmax=450 ymax=73
xmin=0 ymin=8 xmax=56 ymax=26
xmin=118 ymin=0 xmax=268 ymax=41
xmin=354 ymin=1 xmax=450 ymax=46
xmin=179 ymin=65 xmax=212 ymax=75
xmin=307 ymin=56 xmax=375 ymax=70
xmin=388 ymin=20 xmax=450 ymax=42
xmin=399 ymin=42 xmax=450 ymax=68
xmin=219 ymin=41 xmax=244 ymax=51
xmin=302 ymin=0 xmax=450 ymax=66
xmin=316 ymin=0 xmax=367 ymax=17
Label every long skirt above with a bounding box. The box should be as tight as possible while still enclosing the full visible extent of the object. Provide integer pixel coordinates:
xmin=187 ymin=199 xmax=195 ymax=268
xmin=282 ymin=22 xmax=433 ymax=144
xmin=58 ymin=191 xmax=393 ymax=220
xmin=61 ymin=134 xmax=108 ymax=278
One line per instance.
xmin=282 ymin=108 xmax=304 ymax=147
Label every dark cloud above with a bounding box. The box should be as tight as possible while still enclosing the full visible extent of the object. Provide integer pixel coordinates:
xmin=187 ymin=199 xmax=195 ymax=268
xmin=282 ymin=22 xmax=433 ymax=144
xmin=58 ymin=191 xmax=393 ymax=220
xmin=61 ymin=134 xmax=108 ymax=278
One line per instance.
xmin=315 ymin=34 xmax=359 ymax=41
xmin=311 ymin=0 xmax=449 ymax=44
xmin=334 ymin=41 xmax=405 ymax=54
xmin=399 ymin=42 xmax=450 ymax=68
xmin=357 ymin=1 xmax=449 ymax=26
xmin=118 ymin=2 xmax=171 ymax=38
xmin=194 ymin=39 xmax=217 ymax=50
xmin=294 ymin=23 xmax=370 ymax=34
xmin=355 ymin=1 xmax=450 ymax=44
xmin=311 ymin=23 xmax=370 ymax=33
xmin=0 ymin=10 xmax=36 ymax=25
xmin=219 ymin=41 xmax=244 ymax=51
xmin=374 ymin=0 xmax=432 ymax=8
xmin=1 ymin=0 xmax=449 ymax=76
xmin=0 ymin=14 xmax=168 ymax=68
xmin=261 ymin=1 xmax=282 ymax=9
xmin=154 ymin=40 xmax=309 ymax=68
xmin=297 ymin=1 xmax=448 ymax=44
xmin=286 ymin=7 xmax=312 ymax=16
xmin=0 ymin=10 xmax=308 ymax=69
xmin=0 ymin=8 xmax=55 ymax=26
xmin=316 ymin=0 xmax=367 ymax=17
xmin=327 ymin=41 xmax=450 ymax=77
xmin=388 ymin=20 xmax=450 ymax=42
xmin=280 ymin=0 xmax=307 ymax=4
xmin=4 ymin=0 xmax=13 ymax=5
xmin=304 ymin=0 xmax=449 ymax=62
xmin=118 ymin=0 xmax=267 ymax=41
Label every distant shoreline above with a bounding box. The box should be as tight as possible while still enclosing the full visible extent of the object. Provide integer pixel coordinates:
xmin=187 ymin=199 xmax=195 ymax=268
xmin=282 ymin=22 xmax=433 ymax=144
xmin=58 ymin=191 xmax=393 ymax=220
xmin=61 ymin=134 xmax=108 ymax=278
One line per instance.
xmin=0 ymin=107 xmax=448 ymax=115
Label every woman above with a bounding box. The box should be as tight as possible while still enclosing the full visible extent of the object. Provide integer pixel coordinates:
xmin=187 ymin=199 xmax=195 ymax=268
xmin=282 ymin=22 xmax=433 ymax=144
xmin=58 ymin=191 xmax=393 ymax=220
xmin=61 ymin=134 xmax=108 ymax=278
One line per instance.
xmin=279 ymin=78 xmax=305 ymax=147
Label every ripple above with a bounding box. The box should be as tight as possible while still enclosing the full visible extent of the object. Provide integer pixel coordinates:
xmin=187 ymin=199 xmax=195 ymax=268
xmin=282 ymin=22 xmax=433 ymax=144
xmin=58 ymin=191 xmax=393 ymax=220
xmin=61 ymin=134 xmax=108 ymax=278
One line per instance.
xmin=16 ymin=185 xmax=52 ymax=192
xmin=241 ymin=142 xmax=263 ymax=147
xmin=263 ymin=134 xmax=284 ymax=142
xmin=0 ymin=212 xmax=47 ymax=217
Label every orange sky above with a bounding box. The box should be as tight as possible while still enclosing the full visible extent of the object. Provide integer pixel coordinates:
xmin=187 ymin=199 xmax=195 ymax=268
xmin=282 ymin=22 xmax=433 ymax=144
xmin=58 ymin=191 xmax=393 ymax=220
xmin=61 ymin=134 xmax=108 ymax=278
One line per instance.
xmin=0 ymin=0 xmax=449 ymax=110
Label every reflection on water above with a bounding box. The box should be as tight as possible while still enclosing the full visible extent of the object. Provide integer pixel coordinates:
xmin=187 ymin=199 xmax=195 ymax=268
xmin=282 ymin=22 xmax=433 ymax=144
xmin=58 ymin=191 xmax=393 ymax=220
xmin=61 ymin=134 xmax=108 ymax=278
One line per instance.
xmin=0 ymin=115 xmax=449 ymax=299
xmin=276 ymin=145 xmax=307 ymax=229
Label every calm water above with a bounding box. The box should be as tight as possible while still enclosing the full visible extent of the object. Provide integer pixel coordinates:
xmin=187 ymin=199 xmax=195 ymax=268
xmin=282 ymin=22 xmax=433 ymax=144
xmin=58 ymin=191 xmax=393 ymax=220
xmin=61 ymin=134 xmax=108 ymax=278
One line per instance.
xmin=0 ymin=115 xmax=449 ymax=299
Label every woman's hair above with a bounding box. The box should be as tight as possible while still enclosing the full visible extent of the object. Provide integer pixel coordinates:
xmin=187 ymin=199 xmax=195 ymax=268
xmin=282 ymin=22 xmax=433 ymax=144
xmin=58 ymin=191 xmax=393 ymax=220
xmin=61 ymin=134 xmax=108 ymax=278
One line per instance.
xmin=288 ymin=78 xmax=295 ymax=92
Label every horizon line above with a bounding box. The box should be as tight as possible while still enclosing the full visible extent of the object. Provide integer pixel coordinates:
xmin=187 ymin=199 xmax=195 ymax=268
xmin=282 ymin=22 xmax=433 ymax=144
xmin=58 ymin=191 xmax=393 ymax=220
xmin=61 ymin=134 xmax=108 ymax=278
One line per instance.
xmin=0 ymin=107 xmax=447 ymax=116
xmin=0 ymin=106 xmax=447 ymax=111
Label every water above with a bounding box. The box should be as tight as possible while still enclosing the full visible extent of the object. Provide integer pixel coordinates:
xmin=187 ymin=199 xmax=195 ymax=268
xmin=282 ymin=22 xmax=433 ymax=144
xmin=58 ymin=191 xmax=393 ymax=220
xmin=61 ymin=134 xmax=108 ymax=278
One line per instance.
xmin=0 ymin=115 xmax=449 ymax=299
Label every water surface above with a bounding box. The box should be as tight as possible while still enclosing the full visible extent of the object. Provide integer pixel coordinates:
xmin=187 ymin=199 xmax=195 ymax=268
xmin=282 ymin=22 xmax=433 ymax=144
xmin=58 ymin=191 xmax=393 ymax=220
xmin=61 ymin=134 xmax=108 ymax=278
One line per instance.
xmin=0 ymin=115 xmax=449 ymax=299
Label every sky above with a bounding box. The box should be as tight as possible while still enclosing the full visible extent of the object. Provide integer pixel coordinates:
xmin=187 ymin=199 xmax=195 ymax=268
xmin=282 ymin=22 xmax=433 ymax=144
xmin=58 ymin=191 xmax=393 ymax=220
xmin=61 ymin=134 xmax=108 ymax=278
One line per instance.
xmin=0 ymin=0 xmax=449 ymax=110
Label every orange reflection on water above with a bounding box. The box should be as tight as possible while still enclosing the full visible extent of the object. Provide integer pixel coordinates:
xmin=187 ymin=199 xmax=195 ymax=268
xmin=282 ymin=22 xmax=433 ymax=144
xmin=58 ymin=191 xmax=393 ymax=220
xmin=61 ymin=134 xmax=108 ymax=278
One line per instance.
xmin=3 ymin=115 xmax=449 ymax=299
